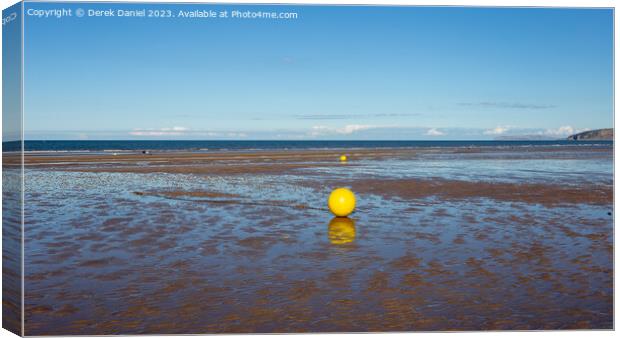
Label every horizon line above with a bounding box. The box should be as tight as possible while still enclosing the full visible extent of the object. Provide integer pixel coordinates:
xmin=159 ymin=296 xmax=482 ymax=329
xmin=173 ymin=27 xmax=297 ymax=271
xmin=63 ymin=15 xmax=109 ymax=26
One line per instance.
xmin=3 ymin=138 xmax=607 ymax=142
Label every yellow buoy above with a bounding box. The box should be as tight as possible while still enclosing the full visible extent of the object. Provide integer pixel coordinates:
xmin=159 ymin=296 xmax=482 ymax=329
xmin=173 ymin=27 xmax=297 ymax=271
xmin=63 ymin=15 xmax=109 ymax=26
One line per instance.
xmin=340 ymin=155 xmax=347 ymax=162
xmin=328 ymin=188 xmax=356 ymax=217
xmin=328 ymin=217 xmax=356 ymax=244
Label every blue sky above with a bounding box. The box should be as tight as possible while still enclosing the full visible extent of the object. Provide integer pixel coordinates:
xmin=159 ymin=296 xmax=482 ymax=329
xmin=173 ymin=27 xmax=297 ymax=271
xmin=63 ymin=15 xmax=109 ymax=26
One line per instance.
xmin=22 ymin=3 xmax=613 ymax=140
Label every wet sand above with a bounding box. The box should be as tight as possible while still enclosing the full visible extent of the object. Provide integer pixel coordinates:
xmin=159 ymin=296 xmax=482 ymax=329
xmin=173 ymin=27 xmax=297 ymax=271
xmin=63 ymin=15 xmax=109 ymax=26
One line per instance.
xmin=17 ymin=145 xmax=611 ymax=170
xmin=18 ymin=146 xmax=613 ymax=334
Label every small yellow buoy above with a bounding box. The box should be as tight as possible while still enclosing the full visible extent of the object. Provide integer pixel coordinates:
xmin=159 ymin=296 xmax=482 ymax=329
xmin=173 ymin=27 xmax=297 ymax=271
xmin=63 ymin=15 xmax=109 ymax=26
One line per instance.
xmin=328 ymin=217 xmax=356 ymax=244
xmin=340 ymin=155 xmax=347 ymax=162
xmin=328 ymin=188 xmax=356 ymax=217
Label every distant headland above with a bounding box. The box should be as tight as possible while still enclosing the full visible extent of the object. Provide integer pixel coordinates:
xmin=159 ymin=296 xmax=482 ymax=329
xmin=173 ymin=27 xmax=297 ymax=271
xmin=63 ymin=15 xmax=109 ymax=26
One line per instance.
xmin=567 ymin=128 xmax=613 ymax=141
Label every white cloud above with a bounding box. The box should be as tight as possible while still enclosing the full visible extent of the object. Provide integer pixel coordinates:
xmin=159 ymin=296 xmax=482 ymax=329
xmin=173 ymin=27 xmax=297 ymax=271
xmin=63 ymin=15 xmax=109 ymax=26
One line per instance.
xmin=425 ymin=128 xmax=445 ymax=136
xmin=483 ymin=125 xmax=588 ymax=139
xmin=339 ymin=124 xmax=375 ymax=134
xmin=128 ymin=127 xmax=252 ymax=138
xmin=308 ymin=125 xmax=331 ymax=137
xmin=167 ymin=126 xmax=188 ymax=132
xmin=130 ymin=127 xmax=189 ymax=136
xmin=129 ymin=131 xmax=184 ymax=136
xmin=483 ymin=126 xmax=510 ymax=135
xmin=308 ymin=124 xmax=379 ymax=137
xmin=543 ymin=126 xmax=576 ymax=136
xmin=226 ymin=132 xmax=248 ymax=138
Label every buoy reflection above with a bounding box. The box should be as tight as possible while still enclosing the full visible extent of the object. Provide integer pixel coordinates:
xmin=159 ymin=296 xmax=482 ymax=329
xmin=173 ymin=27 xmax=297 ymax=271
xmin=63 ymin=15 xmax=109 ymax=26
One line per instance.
xmin=328 ymin=217 xmax=356 ymax=245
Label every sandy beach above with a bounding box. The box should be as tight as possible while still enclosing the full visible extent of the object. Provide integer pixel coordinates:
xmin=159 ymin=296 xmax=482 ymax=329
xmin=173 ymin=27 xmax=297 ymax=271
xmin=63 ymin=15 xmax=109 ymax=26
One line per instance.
xmin=13 ymin=145 xmax=613 ymax=333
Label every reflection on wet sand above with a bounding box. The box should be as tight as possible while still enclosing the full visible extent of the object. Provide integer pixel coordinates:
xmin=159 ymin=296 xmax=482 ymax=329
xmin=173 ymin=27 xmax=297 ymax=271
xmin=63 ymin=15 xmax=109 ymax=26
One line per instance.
xmin=328 ymin=217 xmax=356 ymax=245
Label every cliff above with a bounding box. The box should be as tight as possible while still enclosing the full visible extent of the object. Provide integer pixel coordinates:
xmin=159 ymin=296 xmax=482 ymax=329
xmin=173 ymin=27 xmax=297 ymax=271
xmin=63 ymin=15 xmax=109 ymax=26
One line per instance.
xmin=567 ymin=128 xmax=613 ymax=141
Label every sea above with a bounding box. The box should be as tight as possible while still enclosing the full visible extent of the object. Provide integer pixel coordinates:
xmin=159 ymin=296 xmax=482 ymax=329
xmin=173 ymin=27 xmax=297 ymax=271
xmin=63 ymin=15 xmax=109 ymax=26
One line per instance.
xmin=2 ymin=139 xmax=614 ymax=152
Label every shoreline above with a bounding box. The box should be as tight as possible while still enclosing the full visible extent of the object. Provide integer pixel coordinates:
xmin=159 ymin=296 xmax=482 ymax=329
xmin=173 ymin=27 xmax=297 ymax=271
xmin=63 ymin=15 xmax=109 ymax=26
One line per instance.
xmin=12 ymin=144 xmax=613 ymax=169
xmin=2 ymin=139 xmax=613 ymax=158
